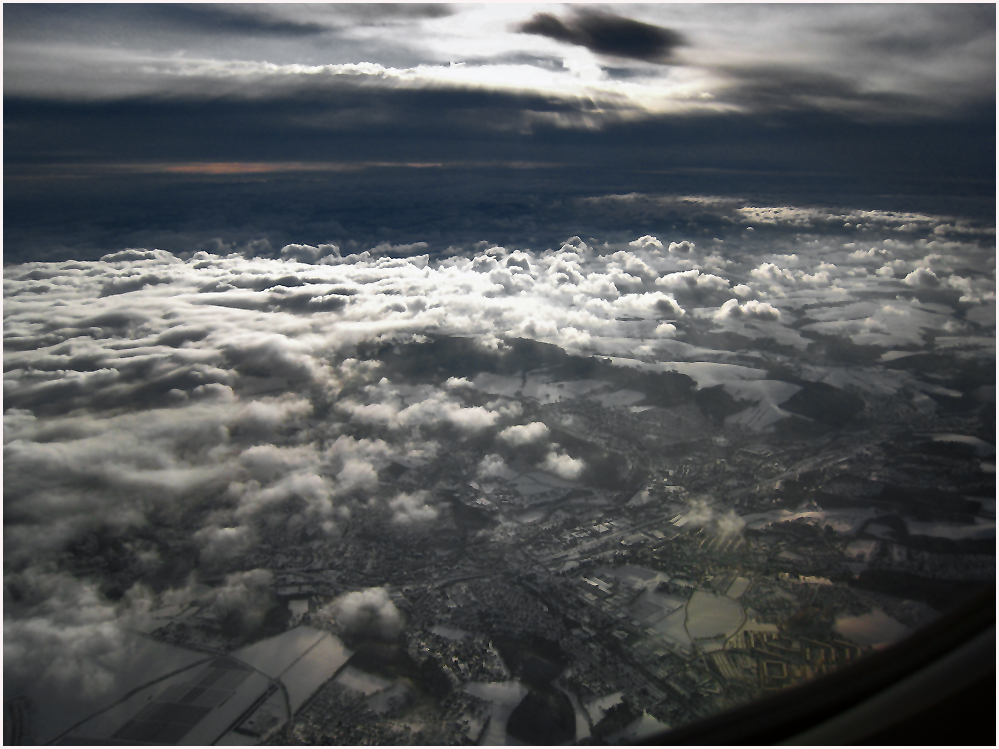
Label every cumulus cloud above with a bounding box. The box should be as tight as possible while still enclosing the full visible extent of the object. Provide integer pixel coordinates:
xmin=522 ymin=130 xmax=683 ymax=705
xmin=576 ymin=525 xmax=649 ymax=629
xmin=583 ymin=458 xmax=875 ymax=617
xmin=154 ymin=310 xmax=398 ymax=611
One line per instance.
xmin=3 ymin=571 xmax=150 ymax=703
xmin=498 ymin=421 xmax=550 ymax=447
xmin=656 ymin=269 xmax=729 ymax=293
xmin=325 ymin=587 xmax=404 ymax=641
xmin=278 ymin=243 xmax=341 ymax=263
xmin=557 ymin=326 xmax=594 ymax=350
xmin=478 ymin=453 xmax=513 ymax=478
xmin=617 ymin=291 xmax=685 ymax=319
xmin=714 ymin=298 xmax=781 ymax=321
xmin=655 ymin=269 xmax=730 ymax=304
xmin=629 ymin=235 xmax=664 ymax=250
xmin=207 ymin=569 xmax=276 ymax=628
xmin=369 ymin=241 xmax=430 ymax=257
xmin=388 ymin=491 xmax=439 ymax=524
xmin=221 ymin=334 xmax=329 ymax=383
xmin=229 ymin=396 xmax=313 ymax=439
xmin=715 ymin=510 xmax=746 ymax=538
xmin=750 ymin=262 xmax=798 ymax=284
xmin=681 ymin=498 xmax=745 ymax=538
xmin=325 ymin=435 xmax=395 ymax=492
xmin=541 ymin=449 xmax=586 ymax=480
xmin=194 ymin=524 xmax=255 ymax=565
xmin=847 ymin=246 xmax=892 ymax=262
xmin=230 ymin=470 xmax=338 ymax=534
xmin=904 ymin=267 xmax=941 ymax=288
xmin=341 ymin=383 xmax=501 ymax=434
xmin=2 ymin=198 xmax=993 ymax=724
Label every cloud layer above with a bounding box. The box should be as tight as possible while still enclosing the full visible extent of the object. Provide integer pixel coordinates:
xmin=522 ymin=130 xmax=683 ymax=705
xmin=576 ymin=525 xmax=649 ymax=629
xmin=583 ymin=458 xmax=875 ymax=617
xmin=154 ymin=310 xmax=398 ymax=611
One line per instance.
xmin=3 ymin=199 xmax=994 ymax=731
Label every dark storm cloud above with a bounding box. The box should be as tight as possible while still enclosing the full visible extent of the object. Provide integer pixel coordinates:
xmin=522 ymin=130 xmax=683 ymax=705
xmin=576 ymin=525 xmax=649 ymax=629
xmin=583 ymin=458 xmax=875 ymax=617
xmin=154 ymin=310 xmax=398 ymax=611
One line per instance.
xmin=716 ymin=64 xmax=991 ymax=121
xmin=2 ymin=3 xmax=330 ymax=40
xmin=2 ymin=82 xmax=603 ymax=166
xmin=3 ymin=6 xmax=994 ymax=263
xmin=152 ymin=4 xmax=331 ymax=36
xmin=2 ymin=3 xmax=443 ymax=41
xmin=335 ymin=4 xmax=455 ymax=22
xmin=6 ymin=83 xmax=993 ymax=181
xmin=516 ymin=8 xmax=686 ymax=62
xmin=824 ymin=3 xmax=995 ymax=60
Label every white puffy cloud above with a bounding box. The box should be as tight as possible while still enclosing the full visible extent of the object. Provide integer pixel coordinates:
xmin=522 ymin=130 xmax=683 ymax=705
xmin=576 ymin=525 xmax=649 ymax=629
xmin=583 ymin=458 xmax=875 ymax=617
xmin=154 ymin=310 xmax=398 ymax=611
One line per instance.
xmin=388 ymin=491 xmax=439 ymax=524
xmin=680 ymin=498 xmax=745 ymax=538
xmin=369 ymin=241 xmax=430 ymax=257
xmin=945 ymin=275 xmax=995 ymax=304
xmin=540 ymin=450 xmax=586 ymax=480
xmin=2 ymin=200 xmax=993 ymax=716
xmin=607 ymin=250 xmax=657 ymax=281
xmin=498 ymin=421 xmax=550 ymax=447
xmin=505 ymin=251 xmax=533 ymax=273
xmin=3 ymin=402 xmax=240 ymax=561
xmin=230 ymin=470 xmax=338 ymax=534
xmin=656 ymin=269 xmax=730 ymax=293
xmin=847 ymin=246 xmax=892 ymax=262
xmin=278 ymin=243 xmax=341 ymax=263
xmin=238 ymin=443 xmax=318 ymax=483
xmin=629 ymin=235 xmax=664 ymax=250
xmin=221 ymin=334 xmax=331 ymax=383
xmin=750 ymin=262 xmax=798 ymax=284
xmin=339 ymin=380 xmax=500 ymax=433
xmin=557 ymin=326 xmax=594 ymax=350
xmin=193 ymin=524 xmax=255 ymax=564
xmin=904 ymin=267 xmax=941 ymax=288
xmin=325 ymin=587 xmax=404 ymax=641
xmin=478 ymin=453 xmax=513 ymax=478
xmin=325 ymin=435 xmax=395 ymax=492
xmin=229 ymin=396 xmax=313 ymax=439
xmin=609 ymin=291 xmax=685 ymax=320
xmin=714 ymin=299 xmax=781 ymax=321
xmin=3 ymin=571 xmax=150 ymax=703
xmin=206 ymin=569 xmax=276 ymax=628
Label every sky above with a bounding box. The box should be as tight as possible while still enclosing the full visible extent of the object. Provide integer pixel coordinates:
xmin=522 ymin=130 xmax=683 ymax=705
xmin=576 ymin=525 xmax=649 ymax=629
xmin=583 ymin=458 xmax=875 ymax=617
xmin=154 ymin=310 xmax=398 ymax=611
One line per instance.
xmin=4 ymin=3 xmax=996 ymax=260
xmin=3 ymin=4 xmax=996 ymax=743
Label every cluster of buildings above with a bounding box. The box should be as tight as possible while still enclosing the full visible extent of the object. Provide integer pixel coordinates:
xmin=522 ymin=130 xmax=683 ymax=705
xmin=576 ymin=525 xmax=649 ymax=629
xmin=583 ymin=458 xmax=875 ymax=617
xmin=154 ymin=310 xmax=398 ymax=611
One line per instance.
xmin=129 ymin=374 xmax=993 ymax=744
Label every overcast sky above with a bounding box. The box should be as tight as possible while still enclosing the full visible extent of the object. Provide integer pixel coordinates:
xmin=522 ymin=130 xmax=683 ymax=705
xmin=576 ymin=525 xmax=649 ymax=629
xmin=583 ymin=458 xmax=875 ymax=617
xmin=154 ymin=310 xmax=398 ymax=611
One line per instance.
xmin=5 ymin=3 xmax=995 ymax=167
xmin=3 ymin=3 xmax=995 ymax=262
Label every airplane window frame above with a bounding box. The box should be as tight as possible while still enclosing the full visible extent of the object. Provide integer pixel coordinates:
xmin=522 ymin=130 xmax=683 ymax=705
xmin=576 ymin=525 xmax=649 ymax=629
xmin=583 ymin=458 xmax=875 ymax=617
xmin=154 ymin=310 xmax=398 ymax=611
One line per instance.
xmin=644 ymin=584 xmax=995 ymax=745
